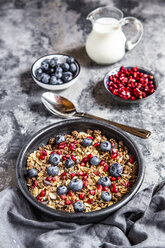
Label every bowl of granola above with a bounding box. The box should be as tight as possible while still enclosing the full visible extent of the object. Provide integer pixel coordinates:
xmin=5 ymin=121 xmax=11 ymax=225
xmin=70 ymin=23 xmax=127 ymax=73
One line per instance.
xmin=16 ymin=119 xmax=144 ymax=224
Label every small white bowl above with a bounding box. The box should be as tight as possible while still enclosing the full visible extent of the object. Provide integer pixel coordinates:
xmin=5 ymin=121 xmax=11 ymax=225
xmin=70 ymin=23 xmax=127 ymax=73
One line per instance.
xmin=31 ymin=54 xmax=80 ymax=90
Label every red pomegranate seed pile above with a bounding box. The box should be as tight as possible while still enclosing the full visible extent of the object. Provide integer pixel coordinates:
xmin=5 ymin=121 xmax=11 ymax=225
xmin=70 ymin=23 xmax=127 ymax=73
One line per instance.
xmin=106 ymin=66 xmax=155 ymax=100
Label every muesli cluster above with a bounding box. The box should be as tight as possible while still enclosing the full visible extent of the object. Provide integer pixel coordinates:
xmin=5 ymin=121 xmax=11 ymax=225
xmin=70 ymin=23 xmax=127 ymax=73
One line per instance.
xmin=26 ymin=129 xmax=138 ymax=213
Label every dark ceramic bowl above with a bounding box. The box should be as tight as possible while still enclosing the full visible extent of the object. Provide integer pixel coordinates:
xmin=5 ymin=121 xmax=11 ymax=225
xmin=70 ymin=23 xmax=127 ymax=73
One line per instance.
xmin=104 ymin=66 xmax=158 ymax=104
xmin=16 ymin=119 xmax=144 ymax=224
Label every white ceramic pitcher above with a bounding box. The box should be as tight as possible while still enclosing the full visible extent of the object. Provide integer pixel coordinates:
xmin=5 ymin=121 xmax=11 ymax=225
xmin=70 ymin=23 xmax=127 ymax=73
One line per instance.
xmin=85 ymin=6 xmax=143 ymax=64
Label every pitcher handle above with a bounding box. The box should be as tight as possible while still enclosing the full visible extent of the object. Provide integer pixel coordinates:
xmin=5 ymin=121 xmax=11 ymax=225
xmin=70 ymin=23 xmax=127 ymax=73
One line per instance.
xmin=120 ymin=17 xmax=143 ymax=51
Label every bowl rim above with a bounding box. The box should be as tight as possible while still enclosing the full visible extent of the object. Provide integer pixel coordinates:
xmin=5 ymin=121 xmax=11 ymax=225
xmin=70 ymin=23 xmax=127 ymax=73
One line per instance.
xmin=16 ymin=118 xmax=144 ymax=221
xmin=104 ymin=66 xmax=158 ymax=103
xmin=31 ymin=53 xmax=81 ymax=86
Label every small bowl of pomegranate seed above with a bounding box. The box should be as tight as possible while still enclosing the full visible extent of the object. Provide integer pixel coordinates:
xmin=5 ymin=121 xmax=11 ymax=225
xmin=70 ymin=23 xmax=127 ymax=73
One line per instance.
xmin=104 ymin=66 xmax=158 ymax=103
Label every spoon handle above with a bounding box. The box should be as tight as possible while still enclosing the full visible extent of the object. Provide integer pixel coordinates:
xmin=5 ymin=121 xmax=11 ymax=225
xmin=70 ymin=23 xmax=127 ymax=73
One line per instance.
xmin=76 ymin=112 xmax=151 ymax=139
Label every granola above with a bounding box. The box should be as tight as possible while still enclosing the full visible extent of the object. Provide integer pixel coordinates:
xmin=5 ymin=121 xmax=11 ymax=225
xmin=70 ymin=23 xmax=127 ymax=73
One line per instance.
xmin=26 ymin=129 xmax=138 ymax=213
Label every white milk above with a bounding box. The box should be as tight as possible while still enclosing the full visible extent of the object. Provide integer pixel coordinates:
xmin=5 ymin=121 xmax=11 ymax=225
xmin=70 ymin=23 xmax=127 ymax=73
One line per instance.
xmin=85 ymin=17 xmax=126 ymax=64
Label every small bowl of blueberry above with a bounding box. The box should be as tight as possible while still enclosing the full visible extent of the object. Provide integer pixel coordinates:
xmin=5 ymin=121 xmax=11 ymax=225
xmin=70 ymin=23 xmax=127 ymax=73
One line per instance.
xmin=31 ymin=54 xmax=80 ymax=90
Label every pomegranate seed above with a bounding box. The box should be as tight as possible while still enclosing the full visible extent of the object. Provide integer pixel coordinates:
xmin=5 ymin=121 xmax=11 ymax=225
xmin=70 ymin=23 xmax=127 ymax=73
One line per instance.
xmin=58 ymin=144 xmax=65 ymax=149
xmin=51 ymin=176 xmax=57 ymax=182
xmin=125 ymin=181 xmax=130 ymax=187
xmin=71 ymin=155 xmax=76 ymax=161
xmin=100 ymin=160 xmax=105 ymax=166
xmin=87 ymin=198 xmax=93 ymax=204
xmin=80 ymin=193 xmax=85 ymax=200
xmin=116 ymin=154 xmax=120 ymax=160
xmin=89 ymin=190 xmax=95 ymax=195
xmin=80 ymin=162 xmax=85 ymax=167
xmin=129 ymin=155 xmax=135 ymax=164
xmin=32 ymin=180 xmax=38 ymax=188
xmin=103 ymin=186 xmax=109 ymax=191
xmin=82 ymin=157 xmax=88 ymax=163
xmin=79 ymin=171 xmax=84 ymax=176
xmin=111 ymin=177 xmax=116 ymax=181
xmin=68 ymin=191 xmax=74 ymax=197
xmin=111 ymin=153 xmax=117 ymax=159
xmin=61 ymin=172 xmax=67 ymax=180
xmin=94 ymin=171 xmax=101 ymax=176
xmin=88 ymin=154 xmax=93 ymax=159
xmin=62 ymin=156 xmax=67 ymax=160
xmin=93 ymin=143 xmax=100 ymax=147
xmin=117 ymin=176 xmax=120 ymax=180
xmin=71 ymin=173 xmax=76 ymax=178
xmin=70 ymin=144 xmax=76 ymax=151
xmin=50 ymin=151 xmax=56 ymax=154
xmin=72 ymin=140 xmax=77 ymax=144
xmin=97 ymin=184 xmax=103 ymax=191
xmin=60 ymin=195 xmax=67 ymax=200
xmin=56 ymin=150 xmax=61 ymax=155
xmin=87 ymin=136 xmax=94 ymax=140
xmin=83 ymin=174 xmax=88 ymax=181
xmin=65 ymin=200 xmax=72 ymax=205
xmin=83 ymin=181 xmax=88 ymax=187
xmin=65 ymin=154 xmax=70 ymax=158
xmin=40 ymin=155 xmax=45 ymax=160
xmin=104 ymin=164 xmax=109 ymax=172
xmin=111 ymin=187 xmax=118 ymax=193
xmin=37 ymin=196 xmax=42 ymax=202
xmin=45 ymin=177 xmax=51 ymax=181
xmin=40 ymin=150 xmax=47 ymax=156
xmin=40 ymin=190 xmax=46 ymax=197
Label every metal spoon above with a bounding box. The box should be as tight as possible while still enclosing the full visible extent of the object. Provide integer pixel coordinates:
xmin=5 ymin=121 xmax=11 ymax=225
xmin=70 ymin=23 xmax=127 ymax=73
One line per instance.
xmin=41 ymin=92 xmax=151 ymax=139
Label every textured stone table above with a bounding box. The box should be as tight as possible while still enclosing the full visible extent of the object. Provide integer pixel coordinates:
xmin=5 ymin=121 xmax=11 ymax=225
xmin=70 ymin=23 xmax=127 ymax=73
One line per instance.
xmin=0 ymin=0 xmax=165 ymax=192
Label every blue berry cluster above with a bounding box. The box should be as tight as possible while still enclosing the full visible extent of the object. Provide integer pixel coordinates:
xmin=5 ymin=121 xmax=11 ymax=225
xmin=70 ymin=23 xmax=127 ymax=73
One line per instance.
xmin=35 ymin=56 xmax=77 ymax=85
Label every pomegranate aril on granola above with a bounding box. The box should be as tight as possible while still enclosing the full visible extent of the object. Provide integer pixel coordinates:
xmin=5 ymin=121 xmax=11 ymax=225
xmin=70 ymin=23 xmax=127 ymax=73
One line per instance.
xmin=26 ymin=129 xmax=138 ymax=213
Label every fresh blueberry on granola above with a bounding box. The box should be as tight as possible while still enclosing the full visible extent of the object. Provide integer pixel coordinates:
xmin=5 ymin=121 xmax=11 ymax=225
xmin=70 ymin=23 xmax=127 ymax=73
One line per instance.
xmin=48 ymin=153 xmax=60 ymax=165
xmin=57 ymin=185 xmax=68 ymax=195
xmin=98 ymin=176 xmax=111 ymax=187
xmin=109 ymin=163 xmax=123 ymax=177
xmin=73 ymin=201 xmax=85 ymax=212
xmin=26 ymin=129 xmax=138 ymax=213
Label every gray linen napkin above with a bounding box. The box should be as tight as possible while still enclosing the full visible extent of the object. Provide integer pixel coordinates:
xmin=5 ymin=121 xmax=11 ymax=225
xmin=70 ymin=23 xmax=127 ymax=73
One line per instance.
xmin=0 ymin=181 xmax=165 ymax=248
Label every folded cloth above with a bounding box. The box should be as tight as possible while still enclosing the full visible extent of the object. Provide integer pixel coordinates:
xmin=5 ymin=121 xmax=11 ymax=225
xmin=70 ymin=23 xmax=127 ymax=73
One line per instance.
xmin=0 ymin=181 xmax=165 ymax=248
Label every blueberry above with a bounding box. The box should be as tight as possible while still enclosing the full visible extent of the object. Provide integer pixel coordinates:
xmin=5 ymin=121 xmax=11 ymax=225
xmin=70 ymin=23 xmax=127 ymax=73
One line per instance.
xmin=65 ymin=158 xmax=74 ymax=168
xmin=73 ymin=201 xmax=85 ymax=212
xmin=109 ymin=163 xmax=123 ymax=177
xmin=66 ymin=56 xmax=75 ymax=64
xmin=55 ymin=65 xmax=63 ymax=73
xmin=27 ymin=169 xmax=38 ymax=178
xmin=41 ymin=73 xmax=50 ymax=84
xmin=69 ymin=63 xmax=77 ymax=73
xmin=90 ymin=156 xmax=101 ymax=166
xmin=49 ymin=58 xmax=58 ymax=68
xmin=100 ymin=141 xmax=111 ymax=152
xmin=98 ymin=176 xmax=111 ymax=187
xmin=57 ymin=185 xmax=68 ymax=195
xmin=82 ymin=138 xmax=93 ymax=147
xmin=47 ymin=68 xmax=55 ymax=74
xmin=47 ymin=166 xmax=59 ymax=176
xmin=48 ymin=153 xmax=60 ymax=165
xmin=54 ymin=71 xmax=62 ymax=79
xmin=35 ymin=67 xmax=43 ymax=80
xmin=50 ymin=76 xmax=58 ymax=85
xmin=56 ymin=79 xmax=63 ymax=85
xmin=41 ymin=61 xmax=49 ymax=71
xmin=69 ymin=178 xmax=83 ymax=192
xmin=61 ymin=62 xmax=70 ymax=71
xmin=62 ymin=72 xmax=73 ymax=82
xmin=55 ymin=135 xmax=65 ymax=144
xmin=101 ymin=191 xmax=112 ymax=202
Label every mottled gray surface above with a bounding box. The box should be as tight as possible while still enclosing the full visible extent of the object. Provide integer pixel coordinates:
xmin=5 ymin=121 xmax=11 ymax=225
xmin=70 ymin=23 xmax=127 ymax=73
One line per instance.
xmin=0 ymin=0 xmax=165 ymax=192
